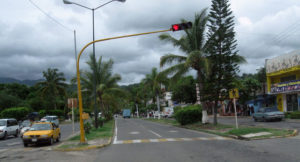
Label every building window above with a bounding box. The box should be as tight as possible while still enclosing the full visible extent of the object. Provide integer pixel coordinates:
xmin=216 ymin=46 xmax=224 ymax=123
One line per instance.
xmin=280 ymin=75 xmax=296 ymax=82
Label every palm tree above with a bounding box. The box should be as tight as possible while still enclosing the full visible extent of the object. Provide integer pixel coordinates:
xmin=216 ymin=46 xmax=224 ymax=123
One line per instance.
xmin=159 ymin=9 xmax=209 ymax=122
xmin=142 ymin=68 xmax=168 ymax=118
xmin=37 ymin=68 xmax=67 ymax=110
xmin=81 ymin=55 xmax=125 ymax=123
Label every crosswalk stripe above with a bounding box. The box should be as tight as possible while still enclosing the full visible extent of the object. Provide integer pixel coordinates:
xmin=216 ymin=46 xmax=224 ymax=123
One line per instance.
xmin=113 ymin=136 xmax=230 ymax=144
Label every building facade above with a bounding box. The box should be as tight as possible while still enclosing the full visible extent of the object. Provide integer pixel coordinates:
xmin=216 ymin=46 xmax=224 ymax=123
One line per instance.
xmin=266 ymin=50 xmax=300 ymax=112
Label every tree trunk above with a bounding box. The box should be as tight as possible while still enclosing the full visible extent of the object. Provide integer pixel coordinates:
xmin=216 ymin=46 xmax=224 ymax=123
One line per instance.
xmin=213 ymin=99 xmax=218 ymax=125
xmin=156 ymin=94 xmax=160 ymax=119
xmin=197 ymin=70 xmax=208 ymax=124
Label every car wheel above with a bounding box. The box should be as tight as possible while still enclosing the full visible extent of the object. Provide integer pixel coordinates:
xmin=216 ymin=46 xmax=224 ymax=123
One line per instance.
xmin=56 ymin=134 xmax=61 ymax=142
xmin=14 ymin=130 xmax=19 ymax=137
xmin=49 ymin=137 xmax=54 ymax=145
xmin=2 ymin=132 xmax=7 ymax=140
xmin=23 ymin=143 xmax=28 ymax=147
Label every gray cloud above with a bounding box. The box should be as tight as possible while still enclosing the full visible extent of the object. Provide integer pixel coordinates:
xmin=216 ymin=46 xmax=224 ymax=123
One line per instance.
xmin=1 ymin=0 xmax=300 ymax=85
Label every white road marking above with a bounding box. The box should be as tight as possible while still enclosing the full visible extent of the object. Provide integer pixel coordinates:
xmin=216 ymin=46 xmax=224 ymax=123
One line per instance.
xmin=169 ymin=130 xmax=178 ymax=133
xmin=129 ymin=131 xmax=140 ymax=134
xmin=113 ymin=119 xmax=118 ymax=144
xmin=148 ymin=130 xmax=162 ymax=138
xmin=149 ymin=139 xmax=159 ymax=142
xmin=113 ymin=136 xmax=230 ymax=144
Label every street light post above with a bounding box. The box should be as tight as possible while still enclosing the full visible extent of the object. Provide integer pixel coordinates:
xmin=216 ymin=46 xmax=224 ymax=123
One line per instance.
xmin=63 ymin=0 xmax=126 ymax=129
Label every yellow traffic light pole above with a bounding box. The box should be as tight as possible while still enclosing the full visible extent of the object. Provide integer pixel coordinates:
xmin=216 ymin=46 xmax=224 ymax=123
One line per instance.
xmin=77 ymin=28 xmax=171 ymax=143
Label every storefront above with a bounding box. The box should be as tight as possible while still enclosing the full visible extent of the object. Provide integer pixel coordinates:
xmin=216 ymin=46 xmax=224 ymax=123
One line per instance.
xmin=266 ymin=50 xmax=300 ymax=112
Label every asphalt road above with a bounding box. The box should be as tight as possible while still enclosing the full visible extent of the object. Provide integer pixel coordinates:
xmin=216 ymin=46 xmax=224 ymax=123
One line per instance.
xmin=93 ymin=118 xmax=300 ymax=162
xmin=1 ymin=118 xmax=300 ymax=162
xmin=0 ymin=122 xmax=79 ymax=149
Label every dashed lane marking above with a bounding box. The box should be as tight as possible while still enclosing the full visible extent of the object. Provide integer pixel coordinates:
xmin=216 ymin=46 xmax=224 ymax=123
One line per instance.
xmin=113 ymin=136 xmax=230 ymax=144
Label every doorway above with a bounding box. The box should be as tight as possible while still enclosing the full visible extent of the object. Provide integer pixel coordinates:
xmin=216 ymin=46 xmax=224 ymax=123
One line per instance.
xmin=286 ymin=94 xmax=299 ymax=111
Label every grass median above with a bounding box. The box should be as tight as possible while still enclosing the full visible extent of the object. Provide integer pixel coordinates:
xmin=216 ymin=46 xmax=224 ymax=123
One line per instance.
xmin=144 ymin=118 xmax=295 ymax=140
xmin=57 ymin=120 xmax=114 ymax=150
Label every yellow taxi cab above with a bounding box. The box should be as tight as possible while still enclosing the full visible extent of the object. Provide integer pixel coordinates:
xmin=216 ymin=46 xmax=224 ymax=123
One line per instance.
xmin=22 ymin=122 xmax=60 ymax=147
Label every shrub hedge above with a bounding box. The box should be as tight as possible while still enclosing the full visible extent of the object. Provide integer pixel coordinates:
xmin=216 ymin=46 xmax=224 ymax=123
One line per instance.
xmin=0 ymin=107 xmax=32 ymax=120
xmin=290 ymin=111 xmax=300 ymax=119
xmin=174 ymin=105 xmax=202 ymax=125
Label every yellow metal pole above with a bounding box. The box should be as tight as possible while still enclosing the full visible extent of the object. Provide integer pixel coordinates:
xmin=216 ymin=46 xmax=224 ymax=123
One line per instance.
xmin=76 ymin=28 xmax=171 ymax=143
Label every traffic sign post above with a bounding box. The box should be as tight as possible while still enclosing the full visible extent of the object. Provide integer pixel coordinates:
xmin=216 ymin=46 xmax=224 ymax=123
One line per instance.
xmin=229 ymin=89 xmax=239 ymax=129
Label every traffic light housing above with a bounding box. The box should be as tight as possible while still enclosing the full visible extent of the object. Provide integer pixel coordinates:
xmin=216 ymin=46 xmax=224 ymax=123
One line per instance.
xmin=171 ymin=22 xmax=192 ymax=31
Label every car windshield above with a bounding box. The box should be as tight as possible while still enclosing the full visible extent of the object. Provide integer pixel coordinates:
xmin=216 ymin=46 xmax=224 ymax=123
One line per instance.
xmin=0 ymin=120 xmax=6 ymax=126
xmin=265 ymin=108 xmax=278 ymax=112
xmin=22 ymin=121 xmax=31 ymax=127
xmin=30 ymin=124 xmax=52 ymax=131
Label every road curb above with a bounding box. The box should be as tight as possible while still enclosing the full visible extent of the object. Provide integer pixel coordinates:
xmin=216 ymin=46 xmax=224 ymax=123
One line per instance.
xmin=54 ymin=120 xmax=115 ymax=152
xmin=53 ymin=137 xmax=112 ymax=152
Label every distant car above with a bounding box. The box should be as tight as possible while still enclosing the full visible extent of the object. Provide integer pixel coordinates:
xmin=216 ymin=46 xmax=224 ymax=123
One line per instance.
xmin=123 ymin=109 xmax=131 ymax=118
xmin=253 ymin=107 xmax=284 ymax=122
xmin=41 ymin=116 xmax=59 ymax=126
xmin=22 ymin=122 xmax=60 ymax=147
xmin=20 ymin=120 xmax=32 ymax=138
xmin=0 ymin=118 xmax=19 ymax=139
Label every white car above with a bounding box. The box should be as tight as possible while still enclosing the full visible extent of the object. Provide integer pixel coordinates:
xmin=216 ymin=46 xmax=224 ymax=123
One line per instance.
xmin=41 ymin=116 xmax=59 ymax=126
xmin=0 ymin=119 xmax=19 ymax=139
xmin=20 ymin=120 xmax=32 ymax=138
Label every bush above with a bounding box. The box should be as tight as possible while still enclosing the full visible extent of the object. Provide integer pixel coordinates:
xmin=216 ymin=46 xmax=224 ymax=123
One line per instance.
xmin=174 ymin=106 xmax=183 ymax=114
xmin=174 ymin=105 xmax=202 ymax=125
xmin=284 ymin=112 xmax=291 ymax=118
xmin=290 ymin=111 xmax=300 ymax=119
xmin=0 ymin=107 xmax=32 ymax=120
xmin=84 ymin=121 xmax=92 ymax=134
xmin=39 ymin=109 xmax=64 ymax=118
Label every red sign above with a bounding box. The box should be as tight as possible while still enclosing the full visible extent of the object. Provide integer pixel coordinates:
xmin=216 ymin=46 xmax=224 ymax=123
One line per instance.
xmin=68 ymin=98 xmax=77 ymax=108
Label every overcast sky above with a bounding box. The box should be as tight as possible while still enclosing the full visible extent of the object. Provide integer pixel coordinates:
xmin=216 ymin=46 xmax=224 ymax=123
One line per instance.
xmin=1 ymin=0 xmax=300 ymax=85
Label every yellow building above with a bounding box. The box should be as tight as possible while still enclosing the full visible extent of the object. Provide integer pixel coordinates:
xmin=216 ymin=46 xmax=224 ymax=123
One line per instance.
xmin=266 ymin=50 xmax=300 ymax=112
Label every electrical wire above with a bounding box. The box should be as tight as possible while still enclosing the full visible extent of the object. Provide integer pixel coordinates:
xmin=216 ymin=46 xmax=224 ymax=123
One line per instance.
xmin=28 ymin=0 xmax=73 ymax=32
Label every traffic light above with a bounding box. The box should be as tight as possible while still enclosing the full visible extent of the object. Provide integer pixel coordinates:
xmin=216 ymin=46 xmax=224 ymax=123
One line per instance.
xmin=171 ymin=22 xmax=192 ymax=31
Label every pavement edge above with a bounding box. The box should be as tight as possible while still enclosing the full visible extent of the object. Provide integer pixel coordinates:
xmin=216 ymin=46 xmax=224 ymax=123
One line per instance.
xmin=53 ymin=119 xmax=115 ymax=152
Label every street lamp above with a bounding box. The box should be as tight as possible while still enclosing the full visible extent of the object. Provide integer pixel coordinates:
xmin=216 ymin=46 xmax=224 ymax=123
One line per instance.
xmin=63 ymin=0 xmax=126 ymax=130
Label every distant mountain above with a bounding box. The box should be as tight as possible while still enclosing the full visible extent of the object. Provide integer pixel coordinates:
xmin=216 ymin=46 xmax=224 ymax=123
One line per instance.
xmin=0 ymin=77 xmax=44 ymax=86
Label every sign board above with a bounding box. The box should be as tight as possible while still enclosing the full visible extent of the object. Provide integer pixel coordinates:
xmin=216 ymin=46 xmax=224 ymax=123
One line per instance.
xmin=68 ymin=98 xmax=77 ymax=108
xmin=266 ymin=50 xmax=300 ymax=74
xmin=82 ymin=113 xmax=90 ymax=120
xmin=229 ymin=89 xmax=239 ymax=99
xmin=271 ymin=80 xmax=300 ymax=93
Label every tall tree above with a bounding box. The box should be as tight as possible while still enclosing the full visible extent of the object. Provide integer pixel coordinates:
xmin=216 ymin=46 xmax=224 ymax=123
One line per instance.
xmin=81 ymin=55 xmax=125 ymax=124
xmin=159 ymin=9 xmax=210 ymax=122
xmin=142 ymin=68 xmax=166 ymax=117
xmin=37 ymin=68 xmax=67 ymax=110
xmin=206 ymin=0 xmax=245 ymax=124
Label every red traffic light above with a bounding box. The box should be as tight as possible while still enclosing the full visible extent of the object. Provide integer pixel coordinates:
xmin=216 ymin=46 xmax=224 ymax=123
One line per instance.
xmin=171 ymin=22 xmax=192 ymax=31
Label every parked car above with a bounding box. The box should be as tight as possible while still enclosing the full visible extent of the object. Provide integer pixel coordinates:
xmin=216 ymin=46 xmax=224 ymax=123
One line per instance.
xmin=22 ymin=122 xmax=60 ymax=147
xmin=20 ymin=120 xmax=32 ymax=138
xmin=40 ymin=116 xmax=59 ymax=126
xmin=253 ymin=107 xmax=284 ymax=122
xmin=0 ymin=118 xmax=19 ymax=139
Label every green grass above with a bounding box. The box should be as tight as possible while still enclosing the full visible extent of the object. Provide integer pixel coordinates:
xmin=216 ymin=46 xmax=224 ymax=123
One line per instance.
xmin=69 ymin=120 xmax=114 ymax=141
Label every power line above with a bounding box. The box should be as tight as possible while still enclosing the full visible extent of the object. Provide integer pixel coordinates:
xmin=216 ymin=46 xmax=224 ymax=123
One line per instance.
xmin=28 ymin=0 xmax=73 ymax=32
